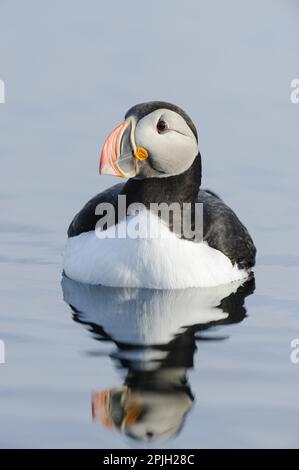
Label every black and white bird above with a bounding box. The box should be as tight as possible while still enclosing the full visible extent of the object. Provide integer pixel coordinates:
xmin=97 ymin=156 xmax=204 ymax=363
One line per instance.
xmin=62 ymin=276 xmax=255 ymax=441
xmin=64 ymin=101 xmax=256 ymax=288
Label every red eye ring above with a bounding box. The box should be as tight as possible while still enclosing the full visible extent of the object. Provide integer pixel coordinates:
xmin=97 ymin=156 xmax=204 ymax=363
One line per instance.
xmin=157 ymin=119 xmax=168 ymax=133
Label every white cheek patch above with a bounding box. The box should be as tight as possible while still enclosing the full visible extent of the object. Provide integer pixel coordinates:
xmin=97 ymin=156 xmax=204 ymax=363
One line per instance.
xmin=135 ymin=109 xmax=198 ymax=176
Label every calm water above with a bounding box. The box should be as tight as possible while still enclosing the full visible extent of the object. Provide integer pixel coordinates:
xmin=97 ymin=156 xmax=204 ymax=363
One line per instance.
xmin=0 ymin=1 xmax=298 ymax=448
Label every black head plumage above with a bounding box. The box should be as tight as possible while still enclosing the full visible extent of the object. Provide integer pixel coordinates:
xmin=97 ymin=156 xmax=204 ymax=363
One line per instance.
xmin=125 ymin=101 xmax=198 ymax=142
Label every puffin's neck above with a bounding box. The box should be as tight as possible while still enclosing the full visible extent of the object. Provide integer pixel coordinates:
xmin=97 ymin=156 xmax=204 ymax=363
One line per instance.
xmin=122 ymin=153 xmax=202 ymax=207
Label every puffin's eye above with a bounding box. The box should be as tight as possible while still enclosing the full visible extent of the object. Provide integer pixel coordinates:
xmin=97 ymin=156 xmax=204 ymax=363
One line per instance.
xmin=156 ymin=119 xmax=168 ymax=133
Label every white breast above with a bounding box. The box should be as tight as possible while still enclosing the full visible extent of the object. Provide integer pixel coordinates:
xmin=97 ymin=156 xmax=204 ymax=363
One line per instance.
xmin=63 ymin=210 xmax=248 ymax=289
xmin=62 ymin=277 xmax=246 ymax=346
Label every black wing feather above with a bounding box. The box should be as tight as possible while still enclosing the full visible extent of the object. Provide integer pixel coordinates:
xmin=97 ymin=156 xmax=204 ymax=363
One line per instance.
xmin=67 ymin=183 xmax=124 ymax=237
xmin=198 ymin=190 xmax=256 ymax=269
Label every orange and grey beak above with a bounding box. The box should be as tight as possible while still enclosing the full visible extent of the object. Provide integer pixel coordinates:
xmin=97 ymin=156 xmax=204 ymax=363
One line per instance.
xmin=92 ymin=390 xmax=114 ymax=430
xmin=99 ymin=118 xmax=136 ymax=178
xmin=92 ymin=387 xmax=144 ymax=433
xmin=99 ymin=118 xmax=149 ymax=178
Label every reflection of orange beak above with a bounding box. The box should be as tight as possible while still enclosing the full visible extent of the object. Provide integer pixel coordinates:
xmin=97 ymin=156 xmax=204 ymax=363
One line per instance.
xmin=92 ymin=388 xmax=143 ymax=432
xmin=92 ymin=390 xmax=114 ymax=429
xmin=99 ymin=119 xmax=137 ymax=178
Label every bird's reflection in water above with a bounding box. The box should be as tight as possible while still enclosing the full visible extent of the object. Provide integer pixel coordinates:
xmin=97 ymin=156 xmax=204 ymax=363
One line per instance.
xmin=62 ymin=275 xmax=255 ymax=442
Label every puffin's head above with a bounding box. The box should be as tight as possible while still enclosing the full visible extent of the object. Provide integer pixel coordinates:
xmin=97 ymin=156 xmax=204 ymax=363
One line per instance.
xmin=92 ymin=385 xmax=193 ymax=442
xmin=99 ymin=101 xmax=199 ymax=179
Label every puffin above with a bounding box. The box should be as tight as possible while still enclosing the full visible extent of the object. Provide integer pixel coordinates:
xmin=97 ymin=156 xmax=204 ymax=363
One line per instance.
xmin=64 ymin=101 xmax=256 ymax=289
xmin=62 ymin=276 xmax=255 ymax=441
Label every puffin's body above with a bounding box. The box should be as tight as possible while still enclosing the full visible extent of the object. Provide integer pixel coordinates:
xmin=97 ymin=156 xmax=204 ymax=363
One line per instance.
xmin=64 ymin=101 xmax=256 ymax=288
